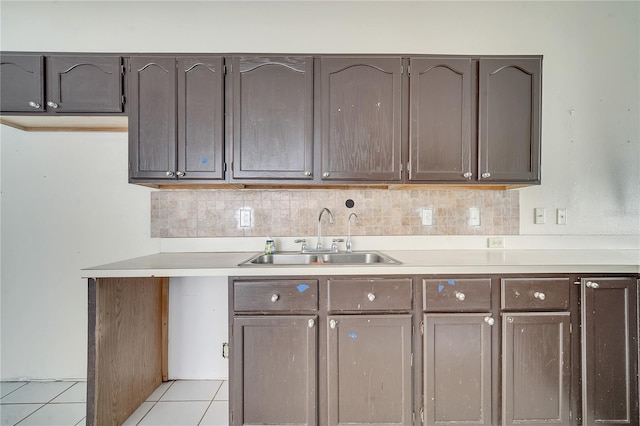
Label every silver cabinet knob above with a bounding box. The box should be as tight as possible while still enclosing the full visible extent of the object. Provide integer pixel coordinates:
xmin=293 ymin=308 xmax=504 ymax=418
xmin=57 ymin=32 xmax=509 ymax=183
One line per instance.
xmin=455 ymin=291 xmax=466 ymax=301
xmin=270 ymin=294 xmax=279 ymax=303
xmin=367 ymin=292 xmax=376 ymax=302
xmin=46 ymin=101 xmax=59 ymax=109
xmin=463 ymin=172 xmax=472 ymax=179
xmin=304 ymin=171 xmax=311 ymax=176
xmin=484 ymin=316 xmax=495 ymax=326
xmin=308 ymin=319 xmax=315 ymax=328
xmin=534 ymin=291 xmax=546 ymax=301
xmin=28 ymin=101 xmax=41 ymax=109
xmin=176 ymin=171 xmax=185 ymax=177
xmin=507 ymin=316 xmax=514 ymax=323
xmin=166 ymin=171 xmax=175 ymax=177
xmin=481 ymin=172 xmax=491 ymax=179
xmin=586 ymin=281 xmax=600 ymax=289
xmin=329 ymin=319 xmax=338 ymax=329
xmin=323 ymin=172 xmax=330 ymax=178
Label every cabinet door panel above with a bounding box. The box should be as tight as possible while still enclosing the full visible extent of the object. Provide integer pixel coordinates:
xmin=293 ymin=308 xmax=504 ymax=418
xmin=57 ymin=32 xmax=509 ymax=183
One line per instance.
xmin=47 ymin=56 xmax=123 ymax=113
xmin=232 ymin=56 xmax=314 ymax=180
xmin=0 ymin=54 xmax=44 ymax=112
xmin=321 ymin=57 xmax=403 ymax=181
xmin=409 ymin=58 xmax=472 ymax=182
xmin=582 ymin=277 xmax=639 ymax=426
xmin=232 ymin=316 xmax=317 ymax=426
xmin=479 ymin=58 xmax=541 ymax=183
xmin=327 ymin=314 xmax=412 ymax=426
xmin=129 ymin=56 xmax=177 ymax=179
xmin=177 ymin=57 xmax=225 ymax=179
xmin=424 ymin=314 xmax=492 ymax=425
xmin=502 ymin=312 xmax=570 ymax=425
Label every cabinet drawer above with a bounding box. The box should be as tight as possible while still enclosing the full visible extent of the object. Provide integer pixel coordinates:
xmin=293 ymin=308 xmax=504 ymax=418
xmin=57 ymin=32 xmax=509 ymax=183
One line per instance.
xmin=423 ymin=278 xmax=492 ymax=312
xmin=233 ymin=279 xmax=318 ymax=312
xmin=327 ymin=278 xmax=412 ymax=311
xmin=501 ymin=278 xmax=571 ymax=311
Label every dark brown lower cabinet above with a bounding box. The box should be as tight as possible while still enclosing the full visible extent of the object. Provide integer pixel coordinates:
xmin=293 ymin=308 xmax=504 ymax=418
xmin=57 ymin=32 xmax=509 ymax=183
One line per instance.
xmin=581 ymin=277 xmax=639 ymax=426
xmin=326 ymin=315 xmax=413 ymax=426
xmin=423 ymin=313 xmax=493 ymax=425
xmin=231 ymin=316 xmax=317 ymax=426
xmin=502 ymin=312 xmax=571 ymax=425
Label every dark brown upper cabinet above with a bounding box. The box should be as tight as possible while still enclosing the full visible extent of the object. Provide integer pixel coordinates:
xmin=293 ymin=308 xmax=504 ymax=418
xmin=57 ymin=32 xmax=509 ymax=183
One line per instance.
xmin=478 ymin=58 xmax=541 ymax=183
xmin=408 ymin=58 xmax=474 ymax=182
xmin=1 ymin=54 xmax=123 ymax=114
xmin=320 ymin=57 xmax=403 ymax=182
xmin=581 ymin=277 xmax=639 ymax=426
xmin=46 ymin=56 xmax=123 ymax=113
xmin=0 ymin=55 xmax=44 ymax=112
xmin=229 ymin=56 xmax=314 ymax=181
xmin=129 ymin=56 xmax=224 ymax=181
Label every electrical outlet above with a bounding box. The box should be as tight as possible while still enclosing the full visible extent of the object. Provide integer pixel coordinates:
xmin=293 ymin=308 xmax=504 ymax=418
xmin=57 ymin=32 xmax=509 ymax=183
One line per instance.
xmin=240 ymin=209 xmax=251 ymax=228
xmin=421 ymin=207 xmax=434 ymax=226
xmin=487 ymin=237 xmax=505 ymax=248
xmin=469 ymin=207 xmax=481 ymax=226
xmin=534 ymin=208 xmax=546 ymax=224
xmin=556 ymin=208 xmax=567 ymax=225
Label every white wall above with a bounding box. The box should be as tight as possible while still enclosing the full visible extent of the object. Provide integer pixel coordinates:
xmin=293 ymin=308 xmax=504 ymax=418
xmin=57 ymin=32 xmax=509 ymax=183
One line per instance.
xmin=1 ymin=1 xmax=638 ymax=380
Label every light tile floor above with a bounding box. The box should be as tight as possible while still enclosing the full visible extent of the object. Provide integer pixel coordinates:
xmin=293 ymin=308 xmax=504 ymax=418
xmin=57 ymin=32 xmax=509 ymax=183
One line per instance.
xmin=0 ymin=380 xmax=228 ymax=426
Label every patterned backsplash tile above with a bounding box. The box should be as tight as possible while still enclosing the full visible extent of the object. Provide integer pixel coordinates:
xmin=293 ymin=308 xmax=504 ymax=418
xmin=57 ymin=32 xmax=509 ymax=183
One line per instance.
xmin=151 ymin=189 xmax=519 ymax=238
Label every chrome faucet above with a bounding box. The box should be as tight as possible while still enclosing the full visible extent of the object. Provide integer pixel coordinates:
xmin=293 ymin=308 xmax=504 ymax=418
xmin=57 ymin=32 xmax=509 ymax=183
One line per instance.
xmin=317 ymin=208 xmax=334 ymax=251
xmin=346 ymin=212 xmax=358 ymax=253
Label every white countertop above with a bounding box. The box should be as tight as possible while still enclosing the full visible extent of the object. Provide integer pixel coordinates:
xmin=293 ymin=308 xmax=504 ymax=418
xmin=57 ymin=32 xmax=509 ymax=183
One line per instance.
xmin=83 ymin=249 xmax=640 ymax=278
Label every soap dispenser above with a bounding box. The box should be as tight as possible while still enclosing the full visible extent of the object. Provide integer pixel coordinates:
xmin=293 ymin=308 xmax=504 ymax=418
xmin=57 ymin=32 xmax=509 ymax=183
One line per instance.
xmin=264 ymin=237 xmax=276 ymax=254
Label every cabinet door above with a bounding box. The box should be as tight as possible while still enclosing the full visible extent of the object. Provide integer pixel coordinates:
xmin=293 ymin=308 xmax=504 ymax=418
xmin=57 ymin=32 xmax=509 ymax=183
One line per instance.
xmin=0 ymin=54 xmax=44 ymax=112
xmin=478 ymin=58 xmax=541 ymax=183
xmin=502 ymin=312 xmax=571 ymax=425
xmin=409 ymin=58 xmax=473 ymax=182
xmin=47 ymin=56 xmax=123 ymax=113
xmin=424 ymin=314 xmax=493 ymax=425
xmin=327 ymin=314 xmax=412 ymax=426
xmin=582 ymin=277 xmax=639 ymax=426
xmin=231 ymin=56 xmax=314 ymax=180
xmin=320 ymin=57 xmax=403 ymax=182
xmin=177 ymin=57 xmax=225 ymax=180
xmin=128 ymin=56 xmax=177 ymax=180
xmin=231 ymin=315 xmax=317 ymax=426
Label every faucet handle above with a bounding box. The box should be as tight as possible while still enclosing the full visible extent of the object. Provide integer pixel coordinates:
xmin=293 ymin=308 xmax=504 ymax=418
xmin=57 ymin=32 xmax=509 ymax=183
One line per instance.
xmin=331 ymin=238 xmax=345 ymax=252
xmin=294 ymin=239 xmax=307 ymax=252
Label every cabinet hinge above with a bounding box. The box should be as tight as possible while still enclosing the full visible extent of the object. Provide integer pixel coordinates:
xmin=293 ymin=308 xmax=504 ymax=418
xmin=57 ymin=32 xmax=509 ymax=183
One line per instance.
xmin=410 ymin=352 xmax=413 ymax=367
xmin=569 ymin=323 xmax=572 ymax=334
xmin=229 ymin=64 xmax=233 ymax=73
xmin=408 ymin=65 xmax=411 ymax=75
xmin=420 ymin=408 xmax=424 ymax=423
xmin=121 ymin=95 xmax=126 ymax=106
xmin=223 ymin=64 xmax=227 ymax=74
xmin=121 ymin=64 xmax=126 ymax=76
xmin=412 ymin=411 xmax=415 ymax=424
xmin=420 ymin=321 xmax=424 ymax=335
xmin=128 ymin=63 xmax=131 ymax=72
xmin=224 ymin=162 xmax=228 ymax=172
xmin=401 ymin=65 xmax=404 ymax=74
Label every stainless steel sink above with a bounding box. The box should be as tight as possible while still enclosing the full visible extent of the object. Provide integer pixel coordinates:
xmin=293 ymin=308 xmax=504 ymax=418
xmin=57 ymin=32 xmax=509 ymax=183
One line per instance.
xmin=239 ymin=251 xmax=401 ymax=266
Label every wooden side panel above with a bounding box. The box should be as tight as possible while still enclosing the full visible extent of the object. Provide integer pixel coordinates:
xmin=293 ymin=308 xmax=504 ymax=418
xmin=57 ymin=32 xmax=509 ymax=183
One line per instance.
xmin=327 ymin=315 xmax=412 ymax=426
xmin=320 ymin=57 xmax=403 ymax=181
xmin=178 ymin=56 xmax=225 ymax=179
xmin=502 ymin=312 xmax=571 ymax=425
xmin=129 ymin=56 xmax=177 ymax=179
xmin=231 ymin=56 xmax=314 ymax=180
xmin=582 ymin=277 xmax=639 ymax=426
xmin=478 ymin=57 xmax=541 ymax=183
xmin=409 ymin=57 xmax=472 ymax=182
xmin=47 ymin=56 xmax=123 ymax=112
xmin=424 ymin=313 xmax=493 ymax=425
xmin=231 ymin=315 xmax=317 ymax=426
xmin=88 ymin=277 xmax=165 ymax=426
xmin=0 ymin=54 xmax=44 ymax=112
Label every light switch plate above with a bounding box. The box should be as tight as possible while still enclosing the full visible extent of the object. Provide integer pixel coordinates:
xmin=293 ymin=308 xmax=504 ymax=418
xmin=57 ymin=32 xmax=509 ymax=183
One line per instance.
xmin=240 ymin=209 xmax=251 ymax=228
xmin=469 ymin=207 xmax=481 ymax=226
xmin=534 ymin=208 xmax=546 ymax=224
xmin=421 ymin=207 xmax=434 ymax=226
xmin=556 ymin=208 xmax=567 ymax=225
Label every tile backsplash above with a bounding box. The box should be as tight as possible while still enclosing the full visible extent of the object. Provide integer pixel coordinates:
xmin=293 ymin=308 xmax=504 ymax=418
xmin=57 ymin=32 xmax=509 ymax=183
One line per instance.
xmin=151 ymin=189 xmax=519 ymax=238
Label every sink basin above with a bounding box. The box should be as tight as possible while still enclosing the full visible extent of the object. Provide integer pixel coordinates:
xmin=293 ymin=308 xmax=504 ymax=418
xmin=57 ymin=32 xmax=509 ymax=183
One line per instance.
xmin=239 ymin=251 xmax=401 ymax=266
